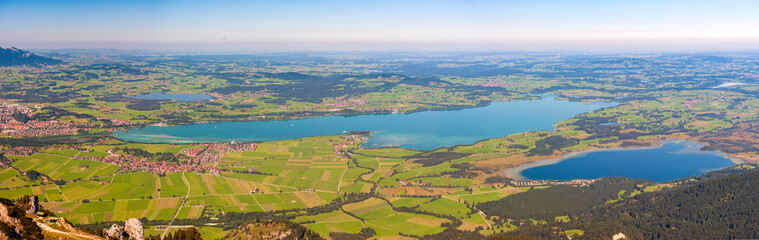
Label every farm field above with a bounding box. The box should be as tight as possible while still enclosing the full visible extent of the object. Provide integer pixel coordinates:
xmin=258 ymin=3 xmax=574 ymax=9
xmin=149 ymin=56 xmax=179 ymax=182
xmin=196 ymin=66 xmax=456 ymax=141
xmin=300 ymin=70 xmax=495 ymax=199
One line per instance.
xmin=1 ymin=121 xmax=747 ymax=239
xmin=342 ymin=198 xmax=449 ymax=237
xmin=11 ymin=152 xmax=120 ymax=180
xmin=3 ymin=51 xmax=759 ymax=239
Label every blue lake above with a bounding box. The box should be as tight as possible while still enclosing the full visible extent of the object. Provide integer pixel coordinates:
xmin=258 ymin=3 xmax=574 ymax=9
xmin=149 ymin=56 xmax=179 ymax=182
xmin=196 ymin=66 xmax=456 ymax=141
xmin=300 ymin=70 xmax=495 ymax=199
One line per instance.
xmin=116 ymin=95 xmax=616 ymax=150
xmin=129 ymin=93 xmax=214 ymax=102
xmin=515 ymin=141 xmax=736 ymax=182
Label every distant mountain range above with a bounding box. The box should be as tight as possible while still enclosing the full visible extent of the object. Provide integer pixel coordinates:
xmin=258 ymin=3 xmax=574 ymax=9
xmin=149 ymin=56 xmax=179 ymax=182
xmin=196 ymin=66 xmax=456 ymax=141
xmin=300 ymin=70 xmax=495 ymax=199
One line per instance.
xmin=0 ymin=46 xmax=62 ymax=67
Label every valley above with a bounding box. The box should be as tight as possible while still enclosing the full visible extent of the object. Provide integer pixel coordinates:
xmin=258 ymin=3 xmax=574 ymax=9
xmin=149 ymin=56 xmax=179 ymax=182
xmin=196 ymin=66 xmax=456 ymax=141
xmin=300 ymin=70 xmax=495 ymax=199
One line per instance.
xmin=2 ymin=50 xmax=759 ymax=239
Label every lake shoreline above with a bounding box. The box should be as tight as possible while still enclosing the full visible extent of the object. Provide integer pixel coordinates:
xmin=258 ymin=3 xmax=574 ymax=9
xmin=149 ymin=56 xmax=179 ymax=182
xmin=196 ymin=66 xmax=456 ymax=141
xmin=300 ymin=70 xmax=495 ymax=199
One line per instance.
xmin=119 ymin=94 xmax=614 ymax=128
xmin=503 ymin=140 xmax=739 ymax=181
xmin=116 ymin=95 xmax=617 ymax=150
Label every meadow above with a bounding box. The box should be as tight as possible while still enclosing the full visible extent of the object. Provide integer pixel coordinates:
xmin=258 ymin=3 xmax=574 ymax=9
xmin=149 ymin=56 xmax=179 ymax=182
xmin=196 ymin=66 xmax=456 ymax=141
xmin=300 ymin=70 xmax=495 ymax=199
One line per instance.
xmin=4 ymin=53 xmax=759 ymax=239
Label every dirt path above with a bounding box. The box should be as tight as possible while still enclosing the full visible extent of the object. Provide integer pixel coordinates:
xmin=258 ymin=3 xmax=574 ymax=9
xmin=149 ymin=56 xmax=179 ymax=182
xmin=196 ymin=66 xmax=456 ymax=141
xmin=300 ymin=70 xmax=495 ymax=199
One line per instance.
xmin=74 ymin=173 xmax=118 ymax=201
xmin=337 ymin=167 xmax=348 ymax=192
xmin=250 ymin=192 xmax=267 ymax=212
xmin=476 ymin=209 xmax=492 ymax=228
xmin=36 ymin=220 xmax=104 ymax=240
xmin=162 ymin=172 xmax=191 ymax=239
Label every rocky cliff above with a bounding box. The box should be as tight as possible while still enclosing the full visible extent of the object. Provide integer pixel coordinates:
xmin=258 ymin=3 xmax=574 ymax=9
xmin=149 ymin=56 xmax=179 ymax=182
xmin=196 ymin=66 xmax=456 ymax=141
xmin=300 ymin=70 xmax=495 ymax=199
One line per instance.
xmin=0 ymin=196 xmax=104 ymax=240
xmin=103 ymin=218 xmax=144 ymax=240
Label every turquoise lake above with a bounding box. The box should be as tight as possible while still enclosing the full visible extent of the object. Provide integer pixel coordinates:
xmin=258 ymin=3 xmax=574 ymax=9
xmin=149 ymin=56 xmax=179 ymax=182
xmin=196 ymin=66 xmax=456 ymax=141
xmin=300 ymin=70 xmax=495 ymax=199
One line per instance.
xmin=116 ymin=95 xmax=616 ymax=150
xmin=514 ymin=141 xmax=736 ymax=182
xmin=130 ymin=93 xmax=214 ymax=102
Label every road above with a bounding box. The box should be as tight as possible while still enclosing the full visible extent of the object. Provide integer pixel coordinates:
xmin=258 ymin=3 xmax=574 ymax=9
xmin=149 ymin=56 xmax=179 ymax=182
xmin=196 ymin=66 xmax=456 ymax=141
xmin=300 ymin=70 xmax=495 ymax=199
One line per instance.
xmin=161 ymin=172 xmax=191 ymax=239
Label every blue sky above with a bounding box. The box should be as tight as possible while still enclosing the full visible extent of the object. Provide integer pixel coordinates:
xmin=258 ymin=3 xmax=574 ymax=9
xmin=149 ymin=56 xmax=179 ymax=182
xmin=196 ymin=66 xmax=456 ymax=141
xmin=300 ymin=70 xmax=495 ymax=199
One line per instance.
xmin=1 ymin=0 xmax=758 ymax=51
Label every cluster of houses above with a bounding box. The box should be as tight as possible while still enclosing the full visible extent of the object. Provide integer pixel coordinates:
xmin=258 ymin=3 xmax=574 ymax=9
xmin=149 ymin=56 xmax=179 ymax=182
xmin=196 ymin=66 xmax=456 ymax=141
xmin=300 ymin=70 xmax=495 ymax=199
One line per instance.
xmin=3 ymin=146 xmax=37 ymax=156
xmin=0 ymin=103 xmax=34 ymax=118
xmin=511 ymin=179 xmax=597 ymax=187
xmin=0 ymin=103 xmax=138 ymax=138
xmin=295 ymin=96 xmax=400 ymax=113
xmin=2 ymin=120 xmax=80 ymax=138
xmin=76 ymin=142 xmax=257 ymax=175
xmin=207 ymin=90 xmax=276 ymax=102
xmin=0 ymin=103 xmax=83 ymax=138
xmin=326 ymin=97 xmax=368 ymax=112
xmin=683 ymin=99 xmax=707 ymax=108
xmin=481 ymin=82 xmax=509 ymax=87
xmin=95 ymin=117 xmax=132 ymax=126
xmin=0 ymin=154 xmax=12 ymax=168
xmin=398 ymin=180 xmax=429 ymax=186
xmin=179 ymin=141 xmax=257 ymax=168
xmin=76 ymin=152 xmax=213 ymax=175
xmin=1 ymin=141 xmax=258 ymax=176
xmin=181 ymin=141 xmax=258 ymax=164
xmin=333 ymin=134 xmax=366 ymax=158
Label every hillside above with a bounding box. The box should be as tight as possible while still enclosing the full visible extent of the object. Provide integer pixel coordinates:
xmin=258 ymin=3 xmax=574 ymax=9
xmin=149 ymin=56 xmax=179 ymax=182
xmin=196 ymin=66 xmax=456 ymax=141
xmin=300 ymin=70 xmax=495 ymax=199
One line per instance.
xmin=501 ymin=167 xmax=759 ymax=239
xmin=0 ymin=46 xmax=62 ymax=67
xmin=221 ymin=220 xmax=323 ymax=240
xmin=0 ymin=196 xmax=104 ymax=240
xmin=478 ymin=177 xmax=648 ymax=220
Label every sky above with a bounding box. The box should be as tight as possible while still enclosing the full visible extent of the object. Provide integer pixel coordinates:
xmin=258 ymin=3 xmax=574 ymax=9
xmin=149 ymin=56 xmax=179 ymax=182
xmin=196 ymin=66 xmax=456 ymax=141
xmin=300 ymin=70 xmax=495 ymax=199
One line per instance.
xmin=1 ymin=0 xmax=758 ymax=52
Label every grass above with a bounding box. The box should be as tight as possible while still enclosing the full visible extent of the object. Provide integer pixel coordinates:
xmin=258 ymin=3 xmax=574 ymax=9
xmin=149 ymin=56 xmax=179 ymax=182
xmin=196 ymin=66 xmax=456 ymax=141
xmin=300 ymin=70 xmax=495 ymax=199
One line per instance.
xmin=10 ymin=153 xmax=119 ymax=181
xmin=304 ymin=221 xmax=365 ymax=237
xmin=413 ymin=176 xmax=474 ymax=187
xmin=28 ymin=137 xmax=356 ymax=224
xmin=293 ymin=210 xmax=365 ymax=236
xmin=353 ymin=148 xmax=420 ymax=158
xmin=644 ymin=185 xmax=669 ymax=192
xmin=555 ymin=215 xmax=570 ymax=222
xmin=49 ymin=197 xmax=183 ymax=224
xmin=6 ymin=52 xmax=759 ymax=239
xmin=417 ymin=198 xmax=472 ymax=218
xmin=367 ymin=213 xmax=447 ymax=237
xmin=197 ymin=227 xmax=229 ymax=240
xmin=343 ymin=198 xmax=448 ymax=237
xmin=387 ymin=197 xmax=433 ymax=208
xmin=219 ymin=136 xmax=350 ymax=192
xmin=446 ymin=188 xmax=525 ymax=204
xmin=565 ymin=229 xmax=585 ymax=237
xmin=159 ymin=172 xmax=189 ymax=198
xmin=0 ymin=168 xmax=31 ymax=188
xmin=85 ymin=172 xmax=157 ymax=200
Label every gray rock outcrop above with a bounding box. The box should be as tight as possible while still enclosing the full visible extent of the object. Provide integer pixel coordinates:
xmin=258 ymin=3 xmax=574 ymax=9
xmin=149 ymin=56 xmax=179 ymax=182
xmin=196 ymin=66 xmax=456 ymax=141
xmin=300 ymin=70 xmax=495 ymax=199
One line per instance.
xmin=124 ymin=218 xmax=144 ymax=240
xmin=23 ymin=195 xmax=39 ymax=214
xmin=0 ymin=203 xmax=22 ymax=235
xmin=104 ymin=218 xmax=143 ymax=240
xmin=104 ymin=224 xmax=126 ymax=239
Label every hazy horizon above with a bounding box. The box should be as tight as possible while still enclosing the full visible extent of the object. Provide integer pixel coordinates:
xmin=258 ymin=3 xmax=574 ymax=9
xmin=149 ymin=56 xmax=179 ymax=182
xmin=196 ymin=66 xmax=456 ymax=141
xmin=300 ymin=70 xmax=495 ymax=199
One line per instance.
xmin=2 ymin=0 xmax=758 ymax=52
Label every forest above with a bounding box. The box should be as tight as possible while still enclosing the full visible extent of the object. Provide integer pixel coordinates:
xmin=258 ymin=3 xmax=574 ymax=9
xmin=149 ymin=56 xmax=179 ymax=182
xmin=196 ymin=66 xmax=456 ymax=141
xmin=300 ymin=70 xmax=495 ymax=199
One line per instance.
xmin=498 ymin=168 xmax=759 ymax=239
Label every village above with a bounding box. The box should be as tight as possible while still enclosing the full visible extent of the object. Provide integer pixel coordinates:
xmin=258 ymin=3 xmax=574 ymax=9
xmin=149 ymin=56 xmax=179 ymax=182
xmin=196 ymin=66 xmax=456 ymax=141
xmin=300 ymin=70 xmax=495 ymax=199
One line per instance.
xmin=1 ymin=141 xmax=259 ymax=178
xmin=0 ymin=103 xmax=134 ymax=138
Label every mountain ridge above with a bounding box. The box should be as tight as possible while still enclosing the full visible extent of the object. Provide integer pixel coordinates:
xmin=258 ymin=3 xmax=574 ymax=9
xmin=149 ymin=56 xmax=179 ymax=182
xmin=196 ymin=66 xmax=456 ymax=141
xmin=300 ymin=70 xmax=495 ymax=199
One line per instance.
xmin=0 ymin=46 xmax=63 ymax=67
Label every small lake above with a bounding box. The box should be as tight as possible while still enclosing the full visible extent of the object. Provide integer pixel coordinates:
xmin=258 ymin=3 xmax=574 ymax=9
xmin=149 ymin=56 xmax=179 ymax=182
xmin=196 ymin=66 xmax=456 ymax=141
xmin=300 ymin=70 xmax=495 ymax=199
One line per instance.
xmin=116 ymin=95 xmax=616 ymax=150
xmin=129 ymin=93 xmax=214 ymax=102
xmin=509 ymin=140 xmax=737 ymax=182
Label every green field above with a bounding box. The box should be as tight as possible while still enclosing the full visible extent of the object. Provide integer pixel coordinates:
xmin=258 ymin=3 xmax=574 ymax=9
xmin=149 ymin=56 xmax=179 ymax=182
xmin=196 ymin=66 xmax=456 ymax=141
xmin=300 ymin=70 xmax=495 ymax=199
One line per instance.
xmin=11 ymin=152 xmax=120 ymax=181
xmin=342 ymin=198 xmax=448 ymax=237
xmin=417 ymin=198 xmax=472 ymax=218
xmin=5 ymin=56 xmax=759 ymax=239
